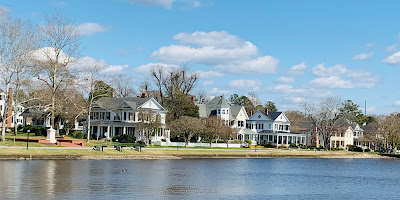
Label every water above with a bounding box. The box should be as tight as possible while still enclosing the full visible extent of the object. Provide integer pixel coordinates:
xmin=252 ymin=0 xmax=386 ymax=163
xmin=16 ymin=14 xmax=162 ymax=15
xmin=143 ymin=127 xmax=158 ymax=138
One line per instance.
xmin=0 ymin=158 xmax=399 ymax=199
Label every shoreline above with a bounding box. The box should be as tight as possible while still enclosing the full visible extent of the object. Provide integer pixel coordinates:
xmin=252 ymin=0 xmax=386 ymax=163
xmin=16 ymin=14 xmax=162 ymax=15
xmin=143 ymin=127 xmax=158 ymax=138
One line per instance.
xmin=0 ymin=150 xmax=384 ymax=160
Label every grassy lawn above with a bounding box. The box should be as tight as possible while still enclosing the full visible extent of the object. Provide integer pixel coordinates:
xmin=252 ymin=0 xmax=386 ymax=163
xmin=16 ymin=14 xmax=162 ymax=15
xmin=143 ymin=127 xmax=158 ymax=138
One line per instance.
xmin=0 ymin=148 xmax=142 ymax=156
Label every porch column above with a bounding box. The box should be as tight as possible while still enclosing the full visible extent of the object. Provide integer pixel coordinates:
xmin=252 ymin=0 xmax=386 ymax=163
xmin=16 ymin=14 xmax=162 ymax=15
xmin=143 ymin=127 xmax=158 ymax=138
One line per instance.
xmin=286 ymin=136 xmax=289 ymax=146
xmin=96 ymin=126 xmax=100 ymax=139
xmin=123 ymin=127 xmax=126 ymax=135
xmin=276 ymin=135 xmax=279 ymax=147
xmin=107 ymin=126 xmax=110 ymax=138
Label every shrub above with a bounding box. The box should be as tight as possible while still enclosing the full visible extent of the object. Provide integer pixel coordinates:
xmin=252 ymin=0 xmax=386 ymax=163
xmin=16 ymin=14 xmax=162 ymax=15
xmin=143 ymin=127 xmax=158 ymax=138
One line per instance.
xmin=244 ymin=139 xmax=252 ymax=145
xmin=364 ymin=148 xmax=370 ymax=152
xmin=212 ymin=139 xmax=225 ymax=143
xmin=347 ymin=145 xmax=363 ymax=152
xmin=22 ymin=125 xmax=46 ymax=136
xmin=230 ymin=139 xmax=242 ymax=144
xmin=112 ymin=134 xmax=136 ymax=143
xmin=262 ymin=142 xmax=276 ymax=148
xmin=71 ymin=131 xmax=83 ymax=139
xmin=161 ymin=138 xmax=166 ymax=142
xmin=290 ymin=143 xmax=297 ymax=148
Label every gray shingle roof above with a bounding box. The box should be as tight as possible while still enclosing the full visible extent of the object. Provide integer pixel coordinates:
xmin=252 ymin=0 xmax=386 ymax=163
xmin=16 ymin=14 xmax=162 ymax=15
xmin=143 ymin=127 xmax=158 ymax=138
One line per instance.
xmin=266 ymin=112 xmax=282 ymax=120
xmin=196 ymin=96 xmax=232 ymax=117
xmin=93 ymin=97 xmax=151 ymax=110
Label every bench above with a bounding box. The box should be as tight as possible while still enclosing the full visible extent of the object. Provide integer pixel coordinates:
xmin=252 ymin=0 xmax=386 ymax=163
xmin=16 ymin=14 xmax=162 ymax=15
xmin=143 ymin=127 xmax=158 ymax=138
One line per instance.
xmin=93 ymin=145 xmax=107 ymax=151
xmin=132 ymin=145 xmax=144 ymax=152
xmin=114 ymin=145 xmax=127 ymax=152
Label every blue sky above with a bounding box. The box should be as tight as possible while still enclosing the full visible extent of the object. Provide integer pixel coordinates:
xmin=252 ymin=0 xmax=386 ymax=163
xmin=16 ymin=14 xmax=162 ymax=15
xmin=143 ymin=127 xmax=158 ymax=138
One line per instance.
xmin=3 ymin=0 xmax=400 ymax=114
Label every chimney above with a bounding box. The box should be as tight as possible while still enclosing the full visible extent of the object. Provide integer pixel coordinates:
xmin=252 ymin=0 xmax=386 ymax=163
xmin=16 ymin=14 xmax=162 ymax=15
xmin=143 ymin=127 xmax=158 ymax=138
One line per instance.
xmin=265 ymin=109 xmax=269 ymax=116
xmin=141 ymin=92 xmax=148 ymax=98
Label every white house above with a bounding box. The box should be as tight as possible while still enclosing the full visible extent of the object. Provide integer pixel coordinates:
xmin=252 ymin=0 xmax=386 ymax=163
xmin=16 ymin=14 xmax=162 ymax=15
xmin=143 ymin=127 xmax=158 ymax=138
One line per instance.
xmin=0 ymin=90 xmax=25 ymax=128
xmin=196 ymin=96 xmax=249 ymax=140
xmin=85 ymin=95 xmax=168 ymax=143
xmin=246 ymin=109 xmax=307 ymax=146
xmin=329 ymin=118 xmax=368 ymax=149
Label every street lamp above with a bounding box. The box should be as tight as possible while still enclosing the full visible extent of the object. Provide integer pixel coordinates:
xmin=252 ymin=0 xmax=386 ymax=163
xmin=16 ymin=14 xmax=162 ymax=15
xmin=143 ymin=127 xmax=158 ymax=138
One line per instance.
xmin=177 ymin=135 xmax=179 ymax=151
xmin=26 ymin=130 xmax=30 ymax=150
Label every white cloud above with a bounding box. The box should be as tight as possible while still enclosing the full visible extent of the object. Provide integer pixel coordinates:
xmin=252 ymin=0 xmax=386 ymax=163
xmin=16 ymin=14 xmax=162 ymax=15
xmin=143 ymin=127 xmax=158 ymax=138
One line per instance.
xmin=151 ymin=43 xmax=257 ymax=65
xmin=151 ymin=31 xmax=278 ymax=74
xmin=312 ymin=64 xmax=347 ymax=77
xmin=102 ymin=64 xmax=128 ymax=73
xmin=352 ymin=52 xmax=373 ymax=60
xmin=208 ymin=87 xmax=231 ymax=95
xmin=309 ymin=76 xmax=353 ymax=88
xmin=277 ymin=76 xmax=295 ymax=83
xmin=386 ymin=44 xmax=398 ymax=52
xmin=195 ymin=70 xmax=224 ymax=78
xmin=287 ymin=97 xmax=308 ymax=103
xmin=287 ymin=62 xmax=307 ymax=76
xmin=202 ymin=80 xmax=214 ymax=86
xmin=173 ymin=31 xmax=248 ymax=49
xmin=77 ymin=23 xmax=108 ymax=36
xmin=382 ymin=51 xmax=400 ymax=65
xmin=31 ymin=47 xmax=74 ymax=65
xmin=229 ymin=79 xmax=262 ymax=91
xmin=395 ymin=99 xmax=400 ymax=106
xmin=134 ymin=62 xmax=179 ymax=73
xmin=129 ymin=0 xmax=175 ymax=9
xmin=216 ymin=56 xmax=278 ymax=74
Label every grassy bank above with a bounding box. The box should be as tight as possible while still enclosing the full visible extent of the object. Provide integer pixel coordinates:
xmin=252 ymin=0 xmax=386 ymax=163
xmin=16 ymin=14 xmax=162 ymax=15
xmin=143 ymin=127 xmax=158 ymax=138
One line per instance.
xmin=0 ymin=147 xmax=381 ymax=160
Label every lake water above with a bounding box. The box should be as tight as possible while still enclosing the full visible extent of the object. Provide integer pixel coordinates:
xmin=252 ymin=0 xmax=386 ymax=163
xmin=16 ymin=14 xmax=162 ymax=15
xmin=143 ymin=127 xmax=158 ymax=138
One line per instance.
xmin=0 ymin=158 xmax=399 ymax=199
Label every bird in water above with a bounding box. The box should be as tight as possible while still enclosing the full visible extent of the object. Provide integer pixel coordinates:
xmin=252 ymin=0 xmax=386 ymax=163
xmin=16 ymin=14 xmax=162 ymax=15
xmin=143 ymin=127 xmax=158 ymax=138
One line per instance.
xmin=121 ymin=169 xmax=127 ymax=172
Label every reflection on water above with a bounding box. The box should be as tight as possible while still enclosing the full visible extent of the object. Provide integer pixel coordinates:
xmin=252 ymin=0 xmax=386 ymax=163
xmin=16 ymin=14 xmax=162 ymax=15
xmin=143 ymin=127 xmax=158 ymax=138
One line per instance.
xmin=1 ymin=158 xmax=400 ymax=199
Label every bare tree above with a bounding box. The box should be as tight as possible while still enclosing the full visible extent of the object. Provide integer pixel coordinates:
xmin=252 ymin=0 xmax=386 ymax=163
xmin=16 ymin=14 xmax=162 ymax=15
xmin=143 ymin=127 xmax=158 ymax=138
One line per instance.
xmin=169 ymin=116 xmax=204 ymax=147
xmin=150 ymin=64 xmax=199 ymax=105
xmin=137 ymin=109 xmax=162 ymax=145
xmin=78 ymin=58 xmax=108 ymax=142
xmin=0 ymin=9 xmax=37 ymax=141
xmin=382 ymin=113 xmax=400 ymax=150
xmin=109 ymin=73 xmax=136 ymax=97
xmin=304 ymin=97 xmax=341 ymax=150
xmin=32 ymin=12 xmax=80 ymax=129
xmin=195 ymin=90 xmax=207 ymax=104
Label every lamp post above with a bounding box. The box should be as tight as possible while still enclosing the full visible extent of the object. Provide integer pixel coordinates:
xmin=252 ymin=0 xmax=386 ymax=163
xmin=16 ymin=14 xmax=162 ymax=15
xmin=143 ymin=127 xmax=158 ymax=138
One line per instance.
xmin=177 ymin=135 xmax=179 ymax=151
xmin=26 ymin=130 xmax=30 ymax=150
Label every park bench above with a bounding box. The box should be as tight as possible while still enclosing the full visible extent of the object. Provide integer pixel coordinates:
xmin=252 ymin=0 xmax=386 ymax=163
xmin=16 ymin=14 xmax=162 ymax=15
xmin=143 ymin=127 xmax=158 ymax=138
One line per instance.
xmin=114 ymin=145 xmax=127 ymax=152
xmin=93 ymin=145 xmax=107 ymax=151
xmin=132 ymin=145 xmax=144 ymax=152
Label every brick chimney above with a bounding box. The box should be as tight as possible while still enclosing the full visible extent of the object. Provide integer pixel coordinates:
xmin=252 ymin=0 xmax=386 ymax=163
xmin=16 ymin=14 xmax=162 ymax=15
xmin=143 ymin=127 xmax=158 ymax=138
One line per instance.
xmin=141 ymin=92 xmax=148 ymax=98
xmin=265 ymin=109 xmax=269 ymax=116
xmin=6 ymin=88 xmax=13 ymax=127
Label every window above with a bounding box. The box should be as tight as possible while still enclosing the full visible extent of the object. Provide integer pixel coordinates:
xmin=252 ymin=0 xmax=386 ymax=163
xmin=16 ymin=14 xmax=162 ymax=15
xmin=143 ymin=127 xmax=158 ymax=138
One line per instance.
xmin=269 ymin=124 xmax=271 ymax=129
xmin=124 ymin=112 xmax=127 ymax=120
xmin=226 ymin=109 xmax=229 ymax=114
xmin=261 ymin=124 xmax=264 ymax=129
xmin=218 ymin=109 xmax=221 ymax=114
xmin=222 ymin=109 xmax=225 ymax=114
xmin=106 ymin=112 xmax=110 ymax=120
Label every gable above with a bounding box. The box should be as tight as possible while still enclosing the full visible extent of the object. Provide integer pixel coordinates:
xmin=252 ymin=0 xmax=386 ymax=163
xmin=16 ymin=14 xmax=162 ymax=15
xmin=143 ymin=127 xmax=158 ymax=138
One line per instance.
xmin=248 ymin=111 xmax=272 ymax=121
xmin=138 ymin=98 xmax=165 ymax=111
xmin=274 ymin=113 xmax=290 ymax=123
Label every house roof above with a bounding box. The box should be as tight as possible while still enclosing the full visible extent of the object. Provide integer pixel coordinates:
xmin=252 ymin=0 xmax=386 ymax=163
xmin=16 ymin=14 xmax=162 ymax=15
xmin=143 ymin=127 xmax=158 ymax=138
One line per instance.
xmin=267 ymin=112 xmax=282 ymax=120
xmin=93 ymin=97 xmax=152 ymax=110
xmin=230 ymin=106 xmax=243 ymax=118
xmin=197 ymin=96 xmax=234 ymax=118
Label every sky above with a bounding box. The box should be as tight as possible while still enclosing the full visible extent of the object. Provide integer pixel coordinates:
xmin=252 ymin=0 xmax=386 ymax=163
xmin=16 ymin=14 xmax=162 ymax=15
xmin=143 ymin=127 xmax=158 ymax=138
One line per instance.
xmin=2 ymin=0 xmax=400 ymax=114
